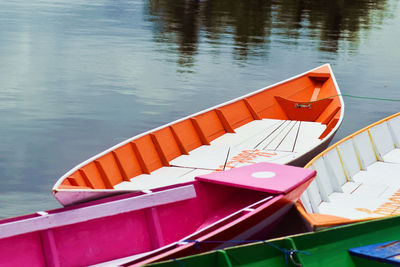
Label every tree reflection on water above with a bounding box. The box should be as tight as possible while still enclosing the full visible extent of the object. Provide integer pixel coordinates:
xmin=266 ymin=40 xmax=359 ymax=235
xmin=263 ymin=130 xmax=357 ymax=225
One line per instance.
xmin=145 ymin=0 xmax=392 ymax=67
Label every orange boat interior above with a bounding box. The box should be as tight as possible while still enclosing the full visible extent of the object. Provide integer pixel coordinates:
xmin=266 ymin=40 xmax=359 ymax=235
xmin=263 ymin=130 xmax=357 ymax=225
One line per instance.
xmin=58 ymin=66 xmax=341 ymax=191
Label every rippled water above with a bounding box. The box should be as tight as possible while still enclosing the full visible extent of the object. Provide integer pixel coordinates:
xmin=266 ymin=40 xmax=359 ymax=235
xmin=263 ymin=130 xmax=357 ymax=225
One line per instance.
xmin=0 ymin=0 xmax=399 ymax=218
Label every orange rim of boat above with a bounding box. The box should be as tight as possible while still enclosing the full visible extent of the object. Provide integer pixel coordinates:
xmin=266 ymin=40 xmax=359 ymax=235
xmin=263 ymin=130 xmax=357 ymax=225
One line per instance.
xmin=295 ymin=202 xmax=388 ymax=230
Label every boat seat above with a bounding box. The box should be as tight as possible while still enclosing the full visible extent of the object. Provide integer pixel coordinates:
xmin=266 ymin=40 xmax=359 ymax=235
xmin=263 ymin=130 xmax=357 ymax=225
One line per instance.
xmin=275 ymin=96 xmax=333 ymax=121
xmin=349 ymin=240 xmax=400 ymax=265
xmin=114 ymin=167 xmax=207 ymax=191
xmin=209 ymin=119 xmax=285 ymax=148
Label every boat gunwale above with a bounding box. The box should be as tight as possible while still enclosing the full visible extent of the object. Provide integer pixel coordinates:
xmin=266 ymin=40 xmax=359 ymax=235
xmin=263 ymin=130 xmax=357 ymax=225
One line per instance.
xmin=295 ymin=202 xmax=386 ymax=230
xmin=0 ymin=184 xmax=198 ymax=239
xmin=53 ymin=64 xmax=344 ymax=192
xmin=0 ymin=186 xmax=274 ymax=240
xmin=146 ymin=214 xmax=400 ymax=267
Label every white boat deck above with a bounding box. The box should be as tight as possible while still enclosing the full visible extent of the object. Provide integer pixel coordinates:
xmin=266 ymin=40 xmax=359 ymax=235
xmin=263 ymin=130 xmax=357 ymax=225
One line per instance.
xmin=300 ymin=115 xmax=400 ymax=220
xmin=115 ymin=119 xmax=326 ymax=191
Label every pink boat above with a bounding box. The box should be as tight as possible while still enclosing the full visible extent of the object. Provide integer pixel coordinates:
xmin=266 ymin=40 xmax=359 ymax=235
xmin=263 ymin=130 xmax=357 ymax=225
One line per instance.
xmin=0 ymin=163 xmax=315 ymax=267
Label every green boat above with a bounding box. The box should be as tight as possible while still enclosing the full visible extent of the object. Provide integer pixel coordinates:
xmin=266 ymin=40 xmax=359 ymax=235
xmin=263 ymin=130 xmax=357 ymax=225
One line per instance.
xmin=147 ymin=215 xmax=400 ymax=267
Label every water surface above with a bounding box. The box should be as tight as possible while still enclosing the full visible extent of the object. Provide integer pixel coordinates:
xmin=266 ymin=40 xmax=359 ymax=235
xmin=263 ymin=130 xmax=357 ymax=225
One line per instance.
xmin=1 ymin=0 xmax=399 ymax=218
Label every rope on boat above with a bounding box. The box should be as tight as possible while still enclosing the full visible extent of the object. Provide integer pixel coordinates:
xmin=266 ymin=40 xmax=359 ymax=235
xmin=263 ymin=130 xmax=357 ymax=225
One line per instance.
xmin=175 ymin=240 xmax=310 ymax=267
xmin=265 ymin=241 xmax=310 ymax=267
xmin=302 ymin=93 xmax=400 ymax=104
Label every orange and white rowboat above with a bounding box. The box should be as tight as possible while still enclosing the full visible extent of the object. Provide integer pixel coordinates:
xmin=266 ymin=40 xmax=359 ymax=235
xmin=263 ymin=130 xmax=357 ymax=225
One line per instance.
xmin=53 ymin=64 xmax=344 ymax=206
xmin=297 ymin=112 xmax=400 ymax=230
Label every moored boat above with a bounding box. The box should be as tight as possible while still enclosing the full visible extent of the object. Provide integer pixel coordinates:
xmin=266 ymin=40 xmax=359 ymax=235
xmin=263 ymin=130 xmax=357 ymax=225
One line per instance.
xmin=296 ymin=112 xmax=400 ymax=230
xmin=0 ymin=163 xmax=315 ymax=267
xmin=146 ymin=214 xmax=400 ymax=267
xmin=53 ymin=64 xmax=344 ymax=206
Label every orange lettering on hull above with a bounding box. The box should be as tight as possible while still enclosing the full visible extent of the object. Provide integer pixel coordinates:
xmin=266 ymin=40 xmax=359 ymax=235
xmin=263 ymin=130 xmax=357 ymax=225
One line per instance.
xmin=356 ymin=188 xmax=400 ymax=216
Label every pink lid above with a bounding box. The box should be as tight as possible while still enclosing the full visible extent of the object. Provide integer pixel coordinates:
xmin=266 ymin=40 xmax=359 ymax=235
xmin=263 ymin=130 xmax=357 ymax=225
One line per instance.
xmin=195 ymin=162 xmax=315 ymax=194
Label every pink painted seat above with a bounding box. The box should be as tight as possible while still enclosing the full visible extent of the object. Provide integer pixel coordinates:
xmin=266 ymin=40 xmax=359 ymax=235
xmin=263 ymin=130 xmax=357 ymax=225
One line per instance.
xmin=196 ymin=162 xmax=315 ymax=194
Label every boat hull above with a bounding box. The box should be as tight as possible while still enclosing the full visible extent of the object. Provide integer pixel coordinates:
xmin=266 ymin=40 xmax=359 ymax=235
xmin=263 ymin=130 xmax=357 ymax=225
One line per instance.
xmin=130 ymin=178 xmax=312 ymax=266
xmin=0 ymin=163 xmax=315 ymax=267
xmin=146 ymin=215 xmax=400 ymax=267
xmin=53 ymin=64 xmax=344 ymax=206
xmin=297 ymin=112 xmax=400 ymax=230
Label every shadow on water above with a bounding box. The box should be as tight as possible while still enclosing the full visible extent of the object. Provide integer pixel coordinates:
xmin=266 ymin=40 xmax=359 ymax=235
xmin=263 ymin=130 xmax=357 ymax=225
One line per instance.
xmin=146 ymin=0 xmax=391 ymax=66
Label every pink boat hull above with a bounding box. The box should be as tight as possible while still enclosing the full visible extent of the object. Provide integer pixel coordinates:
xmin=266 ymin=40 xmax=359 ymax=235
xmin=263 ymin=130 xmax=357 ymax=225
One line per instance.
xmin=132 ymin=180 xmax=312 ymax=266
xmin=0 ymin=163 xmax=314 ymax=266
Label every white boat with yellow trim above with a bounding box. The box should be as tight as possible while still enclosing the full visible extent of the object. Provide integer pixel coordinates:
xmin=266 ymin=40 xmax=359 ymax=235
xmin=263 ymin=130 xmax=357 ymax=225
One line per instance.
xmin=297 ymin=112 xmax=400 ymax=230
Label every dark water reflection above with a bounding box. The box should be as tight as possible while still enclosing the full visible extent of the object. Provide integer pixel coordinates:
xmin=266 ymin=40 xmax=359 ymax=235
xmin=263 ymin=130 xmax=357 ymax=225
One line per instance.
xmin=147 ymin=0 xmax=391 ymax=64
xmin=0 ymin=0 xmax=399 ymax=218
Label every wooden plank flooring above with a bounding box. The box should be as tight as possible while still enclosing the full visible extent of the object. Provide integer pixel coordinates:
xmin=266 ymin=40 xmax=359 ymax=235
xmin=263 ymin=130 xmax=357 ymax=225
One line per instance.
xmin=293 ymin=121 xmax=326 ymax=152
xmin=115 ymin=167 xmax=196 ymax=190
xmin=116 ymin=119 xmax=327 ymax=191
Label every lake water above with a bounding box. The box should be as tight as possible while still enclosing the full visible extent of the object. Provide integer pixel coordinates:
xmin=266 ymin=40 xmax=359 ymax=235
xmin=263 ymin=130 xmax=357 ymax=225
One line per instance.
xmin=1 ymin=0 xmax=399 ymax=218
